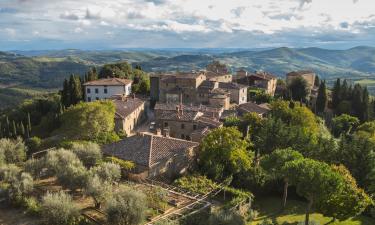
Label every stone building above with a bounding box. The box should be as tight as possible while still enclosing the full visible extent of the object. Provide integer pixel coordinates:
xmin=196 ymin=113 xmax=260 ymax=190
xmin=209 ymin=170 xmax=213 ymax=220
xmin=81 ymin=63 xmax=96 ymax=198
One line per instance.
xmin=286 ymin=70 xmax=316 ymax=95
xmin=218 ymin=82 xmax=248 ymax=104
xmin=111 ymin=95 xmax=146 ymax=136
xmin=235 ymin=70 xmax=277 ymax=96
xmin=155 ymin=105 xmax=223 ymax=142
xmin=83 ymin=78 xmax=132 ymax=102
xmin=102 ymin=133 xmax=199 ymax=179
xmin=154 ymin=103 xmax=224 ymax=119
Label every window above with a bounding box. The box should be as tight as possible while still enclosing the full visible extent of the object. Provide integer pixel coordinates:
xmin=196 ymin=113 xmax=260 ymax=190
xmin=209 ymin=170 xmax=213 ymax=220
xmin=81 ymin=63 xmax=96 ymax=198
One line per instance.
xmin=96 ymin=97 xmax=99 ymax=100
xmin=164 ymin=122 xmax=168 ymax=127
xmin=87 ymin=88 xmax=91 ymax=94
xmin=104 ymin=88 xmax=108 ymax=94
xmin=87 ymin=97 xmax=91 ymax=102
xmin=95 ymin=88 xmax=99 ymax=94
xmin=181 ymin=124 xmax=185 ymax=129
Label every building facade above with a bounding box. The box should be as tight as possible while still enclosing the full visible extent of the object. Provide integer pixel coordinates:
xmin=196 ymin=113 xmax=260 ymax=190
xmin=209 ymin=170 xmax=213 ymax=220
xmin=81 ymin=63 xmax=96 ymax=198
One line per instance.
xmin=236 ymin=70 xmax=277 ymax=96
xmin=83 ymin=78 xmax=132 ymax=102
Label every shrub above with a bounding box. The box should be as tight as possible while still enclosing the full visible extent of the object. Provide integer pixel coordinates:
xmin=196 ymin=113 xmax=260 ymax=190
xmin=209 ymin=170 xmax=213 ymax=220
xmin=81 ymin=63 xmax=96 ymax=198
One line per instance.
xmin=174 ymin=175 xmax=219 ymax=194
xmin=0 ymin=138 xmax=26 ymax=163
xmin=208 ymin=209 xmax=246 ymax=225
xmin=105 ymin=156 xmax=135 ymax=170
xmin=24 ymin=158 xmax=45 ymax=179
xmin=106 ymin=185 xmax=147 ymax=225
xmin=24 ymin=196 xmax=41 ymax=216
xmin=90 ymin=162 xmax=121 ymax=183
xmin=25 ymin=136 xmax=42 ymax=156
xmin=70 ymin=142 xmax=102 ymax=168
xmin=41 ymin=191 xmax=80 ymax=225
xmin=146 ymin=186 xmax=168 ymax=211
xmin=84 ymin=174 xmax=111 ymax=208
xmin=154 ymin=219 xmax=180 ymax=225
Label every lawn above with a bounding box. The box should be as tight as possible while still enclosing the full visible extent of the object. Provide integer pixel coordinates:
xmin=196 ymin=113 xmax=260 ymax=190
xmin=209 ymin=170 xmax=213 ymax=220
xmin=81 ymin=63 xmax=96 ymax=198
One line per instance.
xmin=249 ymin=196 xmax=375 ymax=225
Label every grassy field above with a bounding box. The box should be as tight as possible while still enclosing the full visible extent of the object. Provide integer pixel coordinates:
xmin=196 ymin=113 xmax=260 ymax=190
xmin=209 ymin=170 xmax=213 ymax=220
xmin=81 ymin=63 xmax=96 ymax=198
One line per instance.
xmin=354 ymin=79 xmax=375 ymax=85
xmin=250 ymin=196 xmax=375 ymax=225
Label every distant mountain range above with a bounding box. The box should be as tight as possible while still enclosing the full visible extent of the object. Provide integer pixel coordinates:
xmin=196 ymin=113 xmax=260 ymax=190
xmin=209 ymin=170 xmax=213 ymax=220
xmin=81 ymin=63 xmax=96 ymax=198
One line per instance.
xmin=1 ymin=46 xmax=375 ymax=90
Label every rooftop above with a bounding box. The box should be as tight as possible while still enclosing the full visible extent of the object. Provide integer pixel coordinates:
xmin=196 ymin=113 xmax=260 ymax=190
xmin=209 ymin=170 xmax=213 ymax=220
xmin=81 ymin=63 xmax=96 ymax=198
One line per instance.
xmin=238 ymin=102 xmax=270 ymax=115
xmin=219 ymin=82 xmax=248 ymax=90
xmin=113 ymin=97 xmax=145 ymax=119
xmin=83 ymin=78 xmax=132 ymax=86
xmin=102 ymin=134 xmax=199 ymax=167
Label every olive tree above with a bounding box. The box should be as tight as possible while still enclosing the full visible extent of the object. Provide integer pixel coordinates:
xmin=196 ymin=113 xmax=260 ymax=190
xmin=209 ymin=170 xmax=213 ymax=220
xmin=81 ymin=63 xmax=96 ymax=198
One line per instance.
xmin=90 ymin=162 xmax=121 ymax=183
xmin=0 ymin=138 xmax=26 ymax=163
xmin=105 ymin=185 xmax=147 ymax=225
xmin=70 ymin=142 xmax=102 ymax=168
xmin=84 ymin=174 xmax=112 ymax=209
xmin=41 ymin=191 xmax=80 ymax=225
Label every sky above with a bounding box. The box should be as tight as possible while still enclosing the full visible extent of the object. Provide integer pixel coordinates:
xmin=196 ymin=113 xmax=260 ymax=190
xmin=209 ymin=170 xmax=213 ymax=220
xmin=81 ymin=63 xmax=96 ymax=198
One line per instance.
xmin=0 ymin=0 xmax=375 ymax=50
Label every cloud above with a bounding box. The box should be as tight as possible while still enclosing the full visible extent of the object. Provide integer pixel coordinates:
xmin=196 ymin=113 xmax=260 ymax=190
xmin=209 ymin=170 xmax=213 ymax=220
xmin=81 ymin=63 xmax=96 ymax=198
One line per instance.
xmin=1 ymin=0 xmax=375 ymax=49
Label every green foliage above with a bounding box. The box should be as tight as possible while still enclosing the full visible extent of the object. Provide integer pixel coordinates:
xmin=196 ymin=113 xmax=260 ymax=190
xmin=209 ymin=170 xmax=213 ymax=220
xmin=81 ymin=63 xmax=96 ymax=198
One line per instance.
xmin=146 ymin=186 xmax=168 ymax=211
xmin=208 ymin=209 xmax=246 ymax=225
xmin=24 ymin=158 xmax=45 ymax=179
xmin=105 ymin=156 xmax=135 ymax=170
xmin=57 ymin=101 xmax=116 ymax=142
xmin=84 ymin=174 xmax=112 ymax=208
xmin=24 ymin=196 xmax=41 ymax=216
xmin=106 ymin=185 xmax=147 ymax=225
xmin=288 ymin=77 xmax=308 ymax=102
xmin=70 ymin=142 xmax=102 ymax=168
xmin=174 ymin=175 xmax=220 ymax=194
xmin=90 ymin=162 xmax=121 ymax=183
xmin=45 ymin=149 xmax=88 ymax=190
xmin=0 ymin=137 xmax=27 ymax=163
xmin=316 ymin=80 xmax=327 ymax=113
xmin=331 ymin=114 xmax=360 ymax=137
xmin=249 ymin=91 xmax=274 ymax=104
xmin=222 ymin=186 xmax=253 ymax=209
xmin=61 ymin=74 xmax=83 ymax=107
xmin=41 ymin=191 xmax=80 ymax=225
xmin=25 ymin=136 xmax=42 ymax=156
xmin=199 ymin=127 xmax=253 ymax=181
xmin=317 ymin=165 xmax=373 ymax=221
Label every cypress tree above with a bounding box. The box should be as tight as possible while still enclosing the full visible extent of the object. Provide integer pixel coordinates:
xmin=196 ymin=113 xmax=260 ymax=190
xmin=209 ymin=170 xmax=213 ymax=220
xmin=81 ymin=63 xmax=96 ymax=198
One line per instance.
xmin=332 ymin=78 xmax=341 ymax=110
xmin=69 ymin=74 xmax=83 ymax=105
xmin=341 ymin=79 xmax=349 ymax=100
xmin=362 ymin=87 xmax=370 ymax=121
xmin=61 ymin=78 xmax=71 ymax=107
xmin=352 ymin=84 xmax=363 ymax=120
xmin=0 ymin=122 xmax=2 ymax=138
xmin=12 ymin=120 xmax=17 ymax=138
xmin=316 ymin=80 xmax=327 ymax=113
xmin=5 ymin=116 xmax=10 ymax=137
xmin=27 ymin=113 xmax=32 ymax=134
xmin=314 ymin=75 xmax=320 ymax=87
xmin=20 ymin=122 xmax=25 ymax=137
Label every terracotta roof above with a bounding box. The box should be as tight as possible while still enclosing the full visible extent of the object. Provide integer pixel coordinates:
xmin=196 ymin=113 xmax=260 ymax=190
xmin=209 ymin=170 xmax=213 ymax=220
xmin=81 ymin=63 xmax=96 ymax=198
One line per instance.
xmin=154 ymin=103 xmax=222 ymax=113
xmin=158 ymin=110 xmax=202 ymax=121
xmin=238 ymin=102 xmax=270 ymax=115
xmin=113 ymin=98 xmax=145 ymax=119
xmin=286 ymin=70 xmax=314 ymax=77
xmin=195 ymin=116 xmax=222 ymax=128
xmin=219 ymin=82 xmax=247 ymax=90
xmin=102 ymin=134 xmax=198 ymax=167
xmin=83 ymin=78 xmax=132 ymax=86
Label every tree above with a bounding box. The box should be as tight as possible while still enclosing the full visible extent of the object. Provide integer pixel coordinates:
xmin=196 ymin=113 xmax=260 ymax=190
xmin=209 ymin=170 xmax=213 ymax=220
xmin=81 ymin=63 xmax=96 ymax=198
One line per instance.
xmin=332 ymin=78 xmax=341 ymax=110
xmin=99 ymin=62 xmax=133 ymax=79
xmin=284 ymin=159 xmax=344 ymax=225
xmin=105 ymin=185 xmax=147 ymax=225
xmin=45 ymin=149 xmax=88 ymax=190
xmin=0 ymin=138 xmax=26 ymax=164
xmin=85 ymin=174 xmax=112 ymax=208
xmin=208 ymin=209 xmax=246 ymax=225
xmin=57 ymin=101 xmax=117 ymax=142
xmin=316 ymin=80 xmax=327 ymax=113
xmin=69 ymin=74 xmax=83 ymax=105
xmin=288 ymin=77 xmax=308 ymax=102
xmin=41 ymin=191 xmax=80 ymax=225
xmin=331 ymin=114 xmax=359 ymax=137
xmin=318 ymin=165 xmax=373 ymax=222
xmin=261 ymin=148 xmax=304 ymax=209
xmin=199 ymin=127 xmax=253 ymax=181
xmin=61 ymin=78 xmax=71 ymax=107
xmin=70 ymin=142 xmax=102 ymax=168
xmin=90 ymin=162 xmax=121 ymax=183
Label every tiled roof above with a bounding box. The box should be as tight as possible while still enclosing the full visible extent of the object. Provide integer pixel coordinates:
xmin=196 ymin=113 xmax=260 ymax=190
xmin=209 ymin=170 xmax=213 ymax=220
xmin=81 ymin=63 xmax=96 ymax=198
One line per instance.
xmin=195 ymin=116 xmax=222 ymax=128
xmin=83 ymin=78 xmax=132 ymax=86
xmin=114 ymin=98 xmax=145 ymax=119
xmin=102 ymin=134 xmax=199 ymax=167
xmin=219 ymin=82 xmax=247 ymax=90
xmin=154 ymin=103 xmax=222 ymax=113
xmin=238 ymin=102 xmax=270 ymax=115
xmin=158 ymin=110 xmax=201 ymax=121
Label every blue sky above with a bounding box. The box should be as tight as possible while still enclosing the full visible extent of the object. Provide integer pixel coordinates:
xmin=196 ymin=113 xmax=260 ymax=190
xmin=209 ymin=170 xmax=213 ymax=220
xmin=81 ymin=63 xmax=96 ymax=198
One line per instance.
xmin=0 ymin=0 xmax=375 ymax=50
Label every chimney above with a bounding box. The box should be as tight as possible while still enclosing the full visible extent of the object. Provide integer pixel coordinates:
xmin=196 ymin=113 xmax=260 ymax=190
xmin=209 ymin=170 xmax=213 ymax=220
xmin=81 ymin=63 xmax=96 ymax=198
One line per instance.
xmin=163 ymin=128 xmax=170 ymax=137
